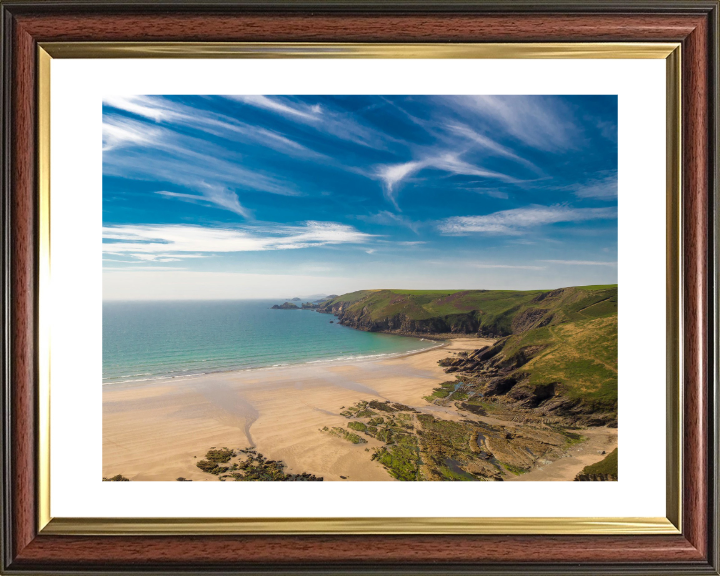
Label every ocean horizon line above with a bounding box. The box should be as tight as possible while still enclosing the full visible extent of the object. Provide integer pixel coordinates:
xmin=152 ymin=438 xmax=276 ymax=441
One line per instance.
xmin=101 ymin=283 xmax=620 ymax=303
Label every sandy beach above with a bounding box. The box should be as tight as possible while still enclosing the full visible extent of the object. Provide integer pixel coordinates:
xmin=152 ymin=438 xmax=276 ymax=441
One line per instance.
xmin=103 ymin=337 xmax=617 ymax=481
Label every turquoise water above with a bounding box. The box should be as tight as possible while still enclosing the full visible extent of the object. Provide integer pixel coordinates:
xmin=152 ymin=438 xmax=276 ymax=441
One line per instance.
xmin=102 ymin=300 xmax=438 ymax=385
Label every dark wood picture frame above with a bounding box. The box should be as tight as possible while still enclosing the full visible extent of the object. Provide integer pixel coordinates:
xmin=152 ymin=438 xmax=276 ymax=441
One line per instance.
xmin=1 ymin=1 xmax=718 ymax=573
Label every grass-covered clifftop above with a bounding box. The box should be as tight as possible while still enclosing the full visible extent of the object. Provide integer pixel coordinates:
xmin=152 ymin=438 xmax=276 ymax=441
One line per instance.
xmin=318 ymin=285 xmax=616 ymax=337
xmin=320 ymin=285 xmax=618 ymax=425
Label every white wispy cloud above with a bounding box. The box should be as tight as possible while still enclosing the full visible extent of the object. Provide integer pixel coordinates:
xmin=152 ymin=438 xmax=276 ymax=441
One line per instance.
xmin=375 ymin=162 xmax=423 ymax=208
xmin=357 ymin=210 xmax=420 ymax=233
xmin=458 ymin=187 xmax=510 ymax=200
xmin=541 ymin=259 xmax=617 ymax=266
xmin=447 ymin=96 xmax=579 ymax=152
xmin=103 ymin=266 xmax=189 ymax=271
xmin=230 ymin=95 xmax=322 ymax=121
xmin=474 ymin=263 xmax=545 ymax=270
xmin=573 ymin=170 xmax=618 ymax=200
xmin=102 ymin=115 xmax=161 ymax=151
xmin=104 ymin=95 xmax=170 ymax=122
xmin=596 ymin=119 xmax=618 ymax=141
xmin=226 ymin=95 xmax=402 ymax=150
xmin=447 ymin=124 xmax=541 ymax=173
xmin=126 ymin=254 xmax=183 ymax=262
xmin=102 ymin=116 xmax=297 ymax=212
xmin=437 ymin=205 xmax=617 ymax=235
xmin=156 ymin=186 xmax=252 ymax=219
xmin=432 ymin=154 xmax=519 ymax=182
xmin=102 ymin=222 xmax=375 ymax=261
xmin=422 ymin=259 xmax=544 ymax=270
xmin=105 ymin=252 xmax=208 ymax=263
xmin=103 ymin=258 xmax=141 ymax=263
xmin=376 ymin=153 xmax=518 ymax=209
xmin=104 ymin=95 xmax=324 ymax=159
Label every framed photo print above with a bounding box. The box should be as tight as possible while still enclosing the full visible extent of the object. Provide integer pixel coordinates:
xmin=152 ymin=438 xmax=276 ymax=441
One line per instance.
xmin=1 ymin=1 xmax=717 ymax=574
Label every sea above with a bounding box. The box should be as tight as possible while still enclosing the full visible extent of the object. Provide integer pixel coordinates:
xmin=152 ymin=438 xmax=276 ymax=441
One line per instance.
xmin=102 ymin=300 xmax=439 ymax=385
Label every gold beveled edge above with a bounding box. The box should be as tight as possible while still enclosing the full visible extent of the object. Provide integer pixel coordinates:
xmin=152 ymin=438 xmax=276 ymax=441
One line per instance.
xmin=665 ymin=45 xmax=683 ymax=532
xmin=37 ymin=46 xmax=52 ymax=532
xmin=35 ymin=41 xmax=684 ymax=536
xmin=37 ymin=41 xmax=680 ymax=60
xmin=41 ymin=516 xmax=679 ymax=536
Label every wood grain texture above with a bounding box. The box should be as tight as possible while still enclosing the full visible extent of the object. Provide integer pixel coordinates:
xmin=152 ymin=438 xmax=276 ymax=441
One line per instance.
xmin=681 ymin=12 xmax=710 ymax=560
xmin=9 ymin=534 xmax=706 ymax=566
xmin=13 ymin=12 xmax=704 ymax=42
xmin=9 ymin=16 xmax=37 ymax=562
xmin=1 ymin=4 xmax=717 ymax=574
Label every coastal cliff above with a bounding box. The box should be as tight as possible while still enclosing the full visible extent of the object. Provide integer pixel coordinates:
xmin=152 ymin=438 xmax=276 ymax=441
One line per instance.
xmin=317 ymin=286 xmax=615 ymax=338
xmin=316 ymin=290 xmax=510 ymax=337
xmin=319 ymin=285 xmax=618 ymax=427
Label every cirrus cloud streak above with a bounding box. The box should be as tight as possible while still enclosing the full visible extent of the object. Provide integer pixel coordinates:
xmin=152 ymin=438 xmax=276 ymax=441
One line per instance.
xmin=437 ymin=205 xmax=617 ymax=235
xmin=103 ymin=221 xmax=376 ymax=262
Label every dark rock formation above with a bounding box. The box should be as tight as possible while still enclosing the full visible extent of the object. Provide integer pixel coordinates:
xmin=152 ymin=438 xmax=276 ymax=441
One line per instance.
xmin=575 ymin=472 xmax=617 ymax=481
xmin=315 ymin=299 xmax=487 ymax=336
xmin=457 ymin=402 xmax=487 ymax=416
xmin=196 ymin=447 xmax=323 ymax=481
xmin=102 ymin=474 xmax=130 ymax=481
xmin=435 ymin=343 xmax=615 ymax=427
xmin=271 ymin=302 xmax=299 ymax=310
xmin=510 ymin=308 xmax=551 ymax=333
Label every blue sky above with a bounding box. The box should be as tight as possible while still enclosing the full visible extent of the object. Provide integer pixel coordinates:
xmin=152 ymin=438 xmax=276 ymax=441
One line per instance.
xmin=102 ymin=95 xmax=618 ymax=300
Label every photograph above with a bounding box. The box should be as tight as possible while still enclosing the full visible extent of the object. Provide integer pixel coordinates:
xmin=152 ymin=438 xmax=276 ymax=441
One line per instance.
xmin=101 ymin=94 xmax=619 ymax=483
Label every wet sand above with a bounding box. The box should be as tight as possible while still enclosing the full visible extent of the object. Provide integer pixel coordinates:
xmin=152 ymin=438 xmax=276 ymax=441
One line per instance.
xmin=103 ymin=336 xmax=616 ymax=481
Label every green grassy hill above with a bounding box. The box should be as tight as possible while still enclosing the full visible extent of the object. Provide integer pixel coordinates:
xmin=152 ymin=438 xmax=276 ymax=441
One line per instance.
xmin=318 ymin=285 xmax=617 ymax=338
xmin=319 ymin=285 xmax=618 ymax=424
xmin=496 ymin=311 xmax=618 ymax=413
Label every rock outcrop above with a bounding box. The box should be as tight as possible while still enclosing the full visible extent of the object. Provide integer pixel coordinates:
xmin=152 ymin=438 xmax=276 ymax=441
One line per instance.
xmin=434 ymin=343 xmax=617 ymax=427
xmin=327 ymin=399 xmax=572 ymax=481
xmin=575 ymin=472 xmax=617 ymax=481
xmin=317 ymin=303 xmax=483 ymax=336
xmin=271 ymin=302 xmax=299 ymax=310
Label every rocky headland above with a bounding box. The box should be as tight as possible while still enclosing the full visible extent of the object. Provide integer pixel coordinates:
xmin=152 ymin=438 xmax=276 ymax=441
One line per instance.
xmin=271 ymin=302 xmax=299 ymax=310
xmin=317 ymin=286 xmax=618 ymax=426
